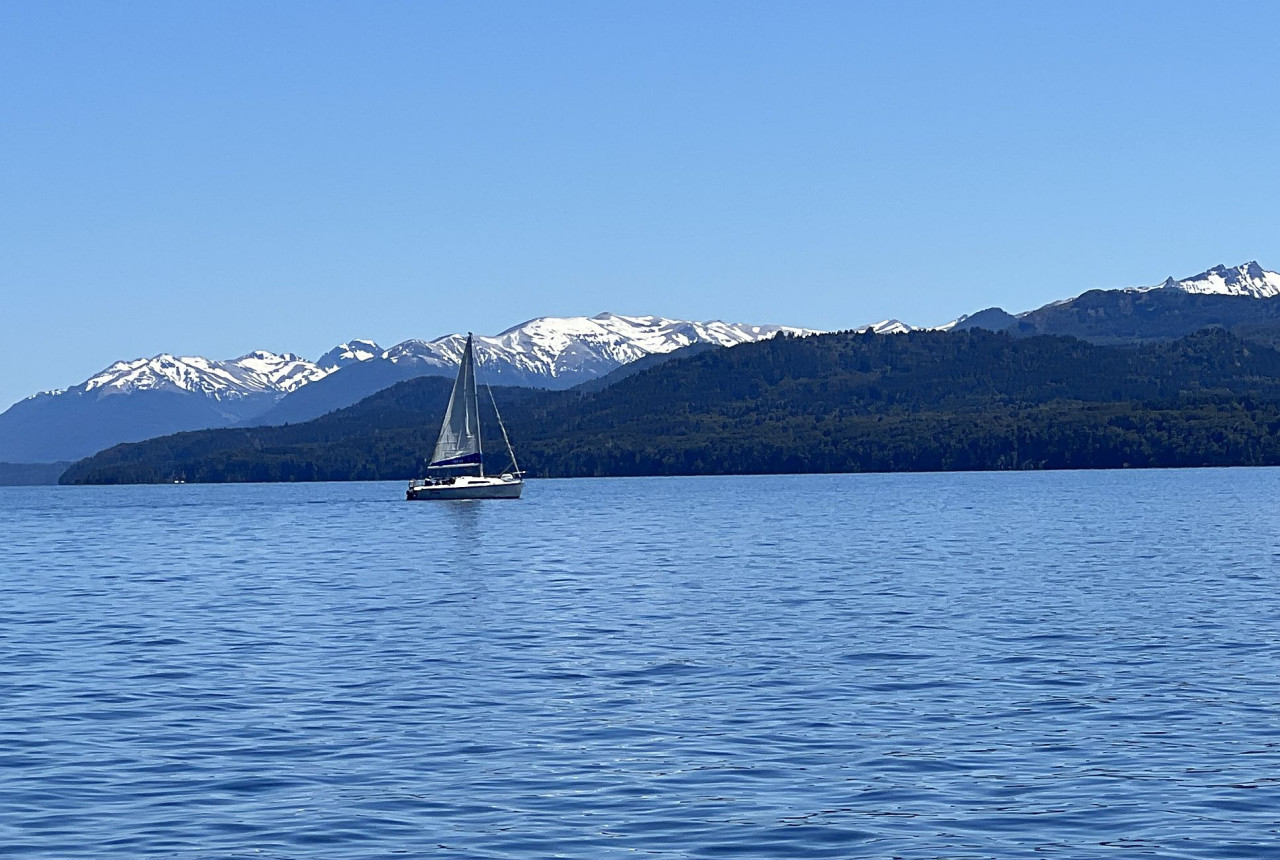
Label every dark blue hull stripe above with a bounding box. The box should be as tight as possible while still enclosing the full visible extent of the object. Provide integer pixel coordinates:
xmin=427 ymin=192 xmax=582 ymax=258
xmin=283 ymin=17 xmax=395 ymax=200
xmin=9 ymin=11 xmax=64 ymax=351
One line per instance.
xmin=429 ymin=452 xmax=484 ymax=468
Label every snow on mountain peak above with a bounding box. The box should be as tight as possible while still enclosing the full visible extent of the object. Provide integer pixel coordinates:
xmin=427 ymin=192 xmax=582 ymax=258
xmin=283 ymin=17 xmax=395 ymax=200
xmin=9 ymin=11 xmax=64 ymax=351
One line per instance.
xmin=382 ymin=313 xmax=819 ymax=382
xmin=857 ymin=319 xmax=913 ymax=335
xmin=81 ymin=350 xmax=330 ymax=400
xmin=38 ymin=313 xmax=818 ymax=406
xmin=1146 ymin=261 xmax=1280 ymax=299
xmin=317 ymin=339 xmax=383 ymax=371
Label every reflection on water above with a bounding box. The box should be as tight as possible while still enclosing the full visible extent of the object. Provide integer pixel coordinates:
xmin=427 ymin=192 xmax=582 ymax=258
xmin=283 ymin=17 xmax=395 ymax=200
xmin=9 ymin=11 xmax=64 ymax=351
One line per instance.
xmin=438 ymin=495 xmax=484 ymax=536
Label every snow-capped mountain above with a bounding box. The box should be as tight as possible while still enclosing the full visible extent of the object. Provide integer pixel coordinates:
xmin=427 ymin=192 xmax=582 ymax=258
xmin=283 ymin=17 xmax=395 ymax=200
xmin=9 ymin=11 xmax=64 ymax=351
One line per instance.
xmin=52 ymin=314 xmax=814 ymax=404
xmin=1 ymin=313 xmax=817 ymax=464
xmin=80 ymin=351 xmax=329 ymax=401
xmin=932 ymin=262 xmax=1280 ymax=333
xmin=246 ymin=313 xmax=821 ymax=427
xmin=380 ymin=312 xmax=816 ymax=385
xmin=855 ymin=319 xmax=913 ymax=335
xmin=929 ymin=260 xmax=1280 ymax=343
xmin=1143 ymin=261 xmax=1280 ymax=299
xmin=317 ymin=339 xmax=383 ymax=371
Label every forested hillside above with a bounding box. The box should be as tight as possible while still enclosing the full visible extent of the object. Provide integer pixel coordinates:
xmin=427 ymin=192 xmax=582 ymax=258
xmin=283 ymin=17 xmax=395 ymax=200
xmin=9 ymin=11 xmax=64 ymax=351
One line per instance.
xmin=61 ymin=328 xmax=1280 ymax=483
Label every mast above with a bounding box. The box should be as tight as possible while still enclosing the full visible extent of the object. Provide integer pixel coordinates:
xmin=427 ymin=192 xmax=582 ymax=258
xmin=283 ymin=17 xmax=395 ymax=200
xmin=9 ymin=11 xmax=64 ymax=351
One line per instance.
xmin=472 ymin=334 xmax=484 ymax=477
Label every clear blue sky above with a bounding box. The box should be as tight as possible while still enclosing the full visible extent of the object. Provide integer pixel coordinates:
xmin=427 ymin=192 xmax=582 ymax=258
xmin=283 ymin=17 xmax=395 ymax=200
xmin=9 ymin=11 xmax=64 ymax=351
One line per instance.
xmin=2 ymin=1 xmax=1279 ymax=408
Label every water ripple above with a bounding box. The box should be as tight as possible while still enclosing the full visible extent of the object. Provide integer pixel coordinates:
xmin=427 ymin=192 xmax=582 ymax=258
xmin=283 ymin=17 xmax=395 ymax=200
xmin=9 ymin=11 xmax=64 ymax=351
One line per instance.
xmin=3 ymin=471 xmax=1280 ymax=856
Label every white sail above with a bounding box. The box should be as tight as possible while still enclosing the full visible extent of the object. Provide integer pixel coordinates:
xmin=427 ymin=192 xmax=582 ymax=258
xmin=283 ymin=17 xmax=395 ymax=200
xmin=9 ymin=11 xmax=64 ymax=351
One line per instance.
xmin=428 ymin=335 xmax=483 ymax=470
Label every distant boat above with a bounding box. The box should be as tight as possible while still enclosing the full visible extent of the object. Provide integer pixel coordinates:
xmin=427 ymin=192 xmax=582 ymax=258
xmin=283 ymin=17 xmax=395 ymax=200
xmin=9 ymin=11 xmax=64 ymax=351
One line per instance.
xmin=406 ymin=334 xmax=524 ymax=500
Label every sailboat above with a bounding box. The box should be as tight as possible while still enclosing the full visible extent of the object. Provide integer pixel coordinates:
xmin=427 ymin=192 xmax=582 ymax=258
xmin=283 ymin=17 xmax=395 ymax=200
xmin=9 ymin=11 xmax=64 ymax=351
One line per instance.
xmin=406 ymin=334 xmax=524 ymax=500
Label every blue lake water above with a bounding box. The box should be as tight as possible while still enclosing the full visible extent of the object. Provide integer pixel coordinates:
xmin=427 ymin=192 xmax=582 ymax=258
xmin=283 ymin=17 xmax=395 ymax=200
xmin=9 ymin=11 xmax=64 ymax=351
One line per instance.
xmin=2 ymin=471 xmax=1280 ymax=857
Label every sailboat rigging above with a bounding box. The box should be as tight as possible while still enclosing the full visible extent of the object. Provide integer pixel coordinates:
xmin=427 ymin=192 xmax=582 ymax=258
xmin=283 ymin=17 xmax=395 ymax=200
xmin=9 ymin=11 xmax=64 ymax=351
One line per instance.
xmin=406 ymin=334 xmax=524 ymax=500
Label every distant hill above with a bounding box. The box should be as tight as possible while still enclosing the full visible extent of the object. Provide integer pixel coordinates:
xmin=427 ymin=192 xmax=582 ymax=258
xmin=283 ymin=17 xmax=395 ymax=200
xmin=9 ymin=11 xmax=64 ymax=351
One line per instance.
xmin=948 ymin=290 xmax=1280 ymax=347
xmin=1009 ymin=290 xmax=1280 ymax=346
xmin=0 ymin=461 xmax=71 ymax=486
xmin=570 ymin=341 xmax=722 ymax=393
xmin=946 ymin=263 xmax=1280 ymax=346
xmin=62 ymin=328 xmax=1280 ymax=484
xmin=239 ymin=358 xmax=441 ymax=427
xmin=0 ymin=388 xmax=278 ymax=464
xmin=947 ymin=307 xmax=1020 ymax=333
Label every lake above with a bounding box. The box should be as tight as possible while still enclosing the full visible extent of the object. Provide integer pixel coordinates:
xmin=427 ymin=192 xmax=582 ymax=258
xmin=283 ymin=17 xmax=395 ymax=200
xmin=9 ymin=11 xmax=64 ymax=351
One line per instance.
xmin=2 ymin=471 xmax=1279 ymax=857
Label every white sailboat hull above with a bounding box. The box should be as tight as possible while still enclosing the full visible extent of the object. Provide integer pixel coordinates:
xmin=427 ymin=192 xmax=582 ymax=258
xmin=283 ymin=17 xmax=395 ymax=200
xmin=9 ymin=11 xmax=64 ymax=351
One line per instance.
xmin=406 ymin=475 xmax=523 ymax=501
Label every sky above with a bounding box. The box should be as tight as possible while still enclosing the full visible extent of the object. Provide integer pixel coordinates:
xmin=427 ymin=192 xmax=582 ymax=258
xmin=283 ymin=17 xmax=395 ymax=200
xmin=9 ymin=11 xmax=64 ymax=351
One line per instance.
xmin=2 ymin=1 xmax=1279 ymax=408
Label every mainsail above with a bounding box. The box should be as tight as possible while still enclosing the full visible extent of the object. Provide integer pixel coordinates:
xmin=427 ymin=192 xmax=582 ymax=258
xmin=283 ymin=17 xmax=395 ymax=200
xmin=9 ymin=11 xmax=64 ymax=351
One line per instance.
xmin=428 ymin=335 xmax=483 ymax=470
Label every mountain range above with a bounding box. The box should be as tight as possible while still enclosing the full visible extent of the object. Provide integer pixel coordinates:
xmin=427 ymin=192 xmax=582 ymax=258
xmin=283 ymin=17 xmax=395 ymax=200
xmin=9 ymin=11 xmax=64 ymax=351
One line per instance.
xmin=0 ymin=313 xmax=812 ymax=463
xmin=937 ymin=261 xmax=1280 ymax=332
xmin=62 ymin=325 xmax=1280 ymax=484
xmin=944 ymin=261 xmax=1280 ymax=345
xmin=1143 ymin=261 xmax=1280 ymax=299
xmin=5 ymin=261 xmax=1280 ymax=474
